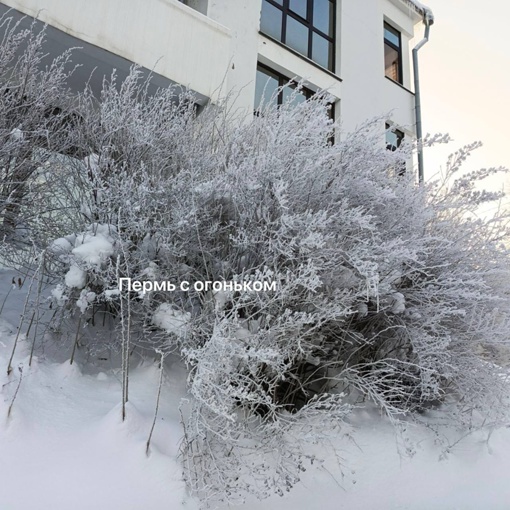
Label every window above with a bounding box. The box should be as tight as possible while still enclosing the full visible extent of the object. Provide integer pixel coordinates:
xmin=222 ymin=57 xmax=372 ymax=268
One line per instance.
xmin=385 ymin=124 xmax=404 ymax=151
xmin=384 ymin=22 xmax=402 ymax=84
xmin=260 ymin=0 xmax=336 ymax=72
xmin=255 ymin=63 xmax=335 ymax=124
xmin=255 ymin=63 xmax=312 ymax=110
xmin=386 ymin=123 xmax=405 ymax=175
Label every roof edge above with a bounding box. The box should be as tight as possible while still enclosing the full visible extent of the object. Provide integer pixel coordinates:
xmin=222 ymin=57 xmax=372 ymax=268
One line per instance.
xmin=401 ymin=0 xmax=435 ymax=24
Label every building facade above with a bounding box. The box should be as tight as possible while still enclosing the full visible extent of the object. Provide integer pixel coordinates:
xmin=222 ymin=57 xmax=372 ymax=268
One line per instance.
xmin=0 ymin=0 xmax=432 ymax=138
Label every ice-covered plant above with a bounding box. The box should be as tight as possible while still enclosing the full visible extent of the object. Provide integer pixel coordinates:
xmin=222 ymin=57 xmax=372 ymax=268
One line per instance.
xmin=2 ymin=47 xmax=509 ymax=504
xmin=0 ymin=15 xmax=81 ymax=248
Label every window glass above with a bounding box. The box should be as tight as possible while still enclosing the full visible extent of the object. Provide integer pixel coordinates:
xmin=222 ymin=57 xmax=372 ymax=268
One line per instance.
xmin=312 ymin=33 xmax=331 ymax=70
xmin=259 ymin=0 xmax=336 ymax=72
xmin=384 ymin=23 xmax=401 ymax=83
xmin=282 ymin=85 xmax=307 ymax=106
xmin=260 ymin=1 xmax=282 ymax=40
xmin=386 ymin=125 xmax=404 ymax=151
xmin=286 ymin=17 xmax=309 ymax=57
xmin=384 ymin=25 xmax=400 ymax=48
xmin=255 ymin=69 xmax=279 ymax=110
xmin=255 ymin=64 xmax=334 ymax=122
xmin=384 ymin=44 xmax=400 ymax=82
xmin=386 ymin=125 xmax=406 ymax=175
xmin=289 ymin=0 xmax=307 ymax=19
xmin=313 ymin=0 xmax=333 ymax=36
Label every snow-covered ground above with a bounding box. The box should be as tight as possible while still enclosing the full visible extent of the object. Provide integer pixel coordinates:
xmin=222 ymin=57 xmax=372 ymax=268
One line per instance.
xmin=1 ymin=267 xmax=510 ymax=510
xmin=0 ymin=322 xmax=195 ymax=509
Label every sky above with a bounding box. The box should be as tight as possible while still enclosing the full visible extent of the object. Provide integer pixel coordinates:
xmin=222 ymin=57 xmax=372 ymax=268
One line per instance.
xmin=417 ymin=0 xmax=510 ymax=212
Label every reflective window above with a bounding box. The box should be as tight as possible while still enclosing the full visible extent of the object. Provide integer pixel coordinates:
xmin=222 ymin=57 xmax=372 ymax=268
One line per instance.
xmin=386 ymin=123 xmax=406 ymax=175
xmin=260 ymin=0 xmax=336 ymax=72
xmin=386 ymin=125 xmax=404 ymax=151
xmin=312 ymin=33 xmax=332 ymax=70
xmin=282 ymin=85 xmax=307 ymax=106
xmin=255 ymin=64 xmax=309 ymax=111
xmin=260 ymin=1 xmax=283 ymax=40
xmin=313 ymin=0 xmax=333 ymax=35
xmin=255 ymin=68 xmax=279 ymax=109
xmin=286 ymin=17 xmax=309 ymax=57
xmin=384 ymin=22 xmax=402 ymax=83
xmin=289 ymin=0 xmax=307 ymax=18
xmin=254 ymin=64 xmax=335 ymax=125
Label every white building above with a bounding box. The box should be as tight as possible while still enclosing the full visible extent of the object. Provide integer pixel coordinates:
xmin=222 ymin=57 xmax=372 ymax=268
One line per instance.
xmin=0 ymin=0 xmax=433 ymax=142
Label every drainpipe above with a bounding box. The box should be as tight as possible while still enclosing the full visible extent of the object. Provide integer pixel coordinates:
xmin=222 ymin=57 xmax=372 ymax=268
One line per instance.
xmin=412 ymin=13 xmax=433 ymax=183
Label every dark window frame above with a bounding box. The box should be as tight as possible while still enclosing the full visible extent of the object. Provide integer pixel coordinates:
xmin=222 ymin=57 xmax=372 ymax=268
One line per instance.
xmin=384 ymin=21 xmax=403 ymax=84
xmin=385 ymin=123 xmax=406 ymax=175
xmin=255 ymin=62 xmax=335 ymax=121
xmin=385 ymin=123 xmax=404 ymax=151
xmin=260 ymin=0 xmax=337 ymax=72
xmin=256 ymin=62 xmax=314 ymax=107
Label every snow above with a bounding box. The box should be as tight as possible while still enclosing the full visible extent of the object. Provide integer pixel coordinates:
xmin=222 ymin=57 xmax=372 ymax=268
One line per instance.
xmin=64 ymin=264 xmax=87 ymax=289
xmin=76 ymin=289 xmax=97 ymax=313
xmin=236 ymin=416 xmax=510 ymax=510
xmin=0 ymin=360 xmax=195 ymax=510
xmin=152 ymin=303 xmax=191 ymax=338
xmin=141 ymin=261 xmax=159 ymax=280
xmin=61 ymin=224 xmax=117 ymax=291
xmin=391 ymin=291 xmax=406 ymax=313
xmin=9 ymin=127 xmax=23 ymax=141
xmin=407 ymin=0 xmax=434 ymax=22
xmin=2 ymin=309 xmax=510 ymax=509
xmin=80 ymin=202 xmax=93 ymax=220
xmin=51 ymin=284 xmax=67 ymax=306
xmin=212 ymin=288 xmax=231 ymax=312
xmin=49 ymin=237 xmax=73 ymax=255
xmin=2 ymin=266 xmax=510 ymax=510
xmin=84 ymin=153 xmax=100 ymax=171
xmin=104 ymin=288 xmax=120 ymax=300
xmin=72 ymin=234 xmax=115 ymax=266
xmin=0 ymin=268 xmax=195 ymax=509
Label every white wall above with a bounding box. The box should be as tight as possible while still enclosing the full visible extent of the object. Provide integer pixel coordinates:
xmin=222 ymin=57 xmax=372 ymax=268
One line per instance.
xmin=207 ymin=0 xmax=262 ymax=119
xmin=0 ymin=0 xmax=424 ymax=134
xmin=228 ymin=0 xmax=422 ymax=136
xmin=340 ymin=0 xmax=421 ymax=135
xmin=258 ymin=35 xmax=343 ymax=102
xmin=0 ymin=0 xmax=232 ymax=102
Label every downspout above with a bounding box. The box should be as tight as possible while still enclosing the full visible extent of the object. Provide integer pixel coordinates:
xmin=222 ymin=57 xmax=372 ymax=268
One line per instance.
xmin=412 ymin=13 xmax=433 ymax=183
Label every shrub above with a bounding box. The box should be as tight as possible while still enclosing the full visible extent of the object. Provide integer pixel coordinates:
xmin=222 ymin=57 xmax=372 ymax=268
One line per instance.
xmin=0 ymin=16 xmax=80 ymax=246
xmin=2 ymin=37 xmax=509 ymax=504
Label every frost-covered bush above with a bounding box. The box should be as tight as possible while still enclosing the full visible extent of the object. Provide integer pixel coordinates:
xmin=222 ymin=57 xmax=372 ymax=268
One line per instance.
xmin=0 ymin=16 xmax=81 ymax=247
xmin=6 ymin=60 xmax=510 ymax=504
